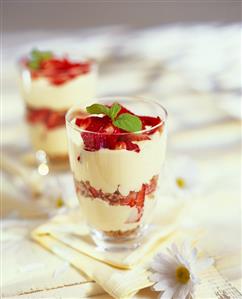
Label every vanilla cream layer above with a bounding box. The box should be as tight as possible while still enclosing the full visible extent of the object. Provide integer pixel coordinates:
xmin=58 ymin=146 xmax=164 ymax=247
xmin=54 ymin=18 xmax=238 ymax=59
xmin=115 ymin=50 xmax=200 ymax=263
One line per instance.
xmin=69 ymin=131 xmax=166 ymax=195
xmin=19 ymin=71 xmax=97 ymax=110
xmin=78 ymin=194 xmax=157 ymax=231
xmin=29 ymin=124 xmax=68 ymax=156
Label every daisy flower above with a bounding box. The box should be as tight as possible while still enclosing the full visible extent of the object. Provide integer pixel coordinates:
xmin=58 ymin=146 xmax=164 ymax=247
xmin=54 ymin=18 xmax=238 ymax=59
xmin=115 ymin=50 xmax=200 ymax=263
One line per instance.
xmin=149 ymin=242 xmax=213 ymax=299
xmin=166 ymin=156 xmax=200 ymax=199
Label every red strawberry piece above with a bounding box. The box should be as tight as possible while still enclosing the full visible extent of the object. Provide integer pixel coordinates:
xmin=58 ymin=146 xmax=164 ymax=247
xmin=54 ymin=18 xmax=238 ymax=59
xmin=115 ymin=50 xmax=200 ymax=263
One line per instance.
xmin=46 ymin=111 xmax=65 ymax=129
xmin=68 ymin=66 xmax=83 ymax=78
xmin=27 ymin=107 xmax=65 ymax=129
xmin=81 ymin=132 xmax=102 ymax=151
xmin=79 ymin=63 xmax=91 ymax=74
xmin=140 ymin=116 xmax=162 ymax=134
xmin=136 ymin=184 xmax=146 ymax=208
xmin=145 ymin=175 xmax=158 ymax=195
xmin=81 ymin=116 xmax=120 ymax=151
xmin=75 ymin=116 xmax=91 ymax=129
xmin=115 ymin=141 xmax=127 ymax=150
xmin=102 ymin=121 xmax=120 ymax=149
xmin=50 ymin=73 xmax=71 ymax=85
xmin=135 ymin=184 xmax=146 ymax=221
xmin=30 ymin=57 xmax=91 ymax=86
xmin=123 ymin=191 xmax=137 ymax=207
xmin=26 ymin=108 xmax=49 ymax=123
xmin=89 ymin=186 xmax=99 ymax=198
xmin=140 ymin=116 xmax=161 ymax=128
xmin=85 ymin=116 xmax=108 ymax=132
xmin=125 ymin=141 xmax=140 ymax=153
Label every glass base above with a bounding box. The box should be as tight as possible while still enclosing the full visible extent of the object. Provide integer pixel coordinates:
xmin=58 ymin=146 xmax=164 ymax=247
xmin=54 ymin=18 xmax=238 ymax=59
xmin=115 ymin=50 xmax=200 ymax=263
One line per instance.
xmin=90 ymin=225 xmax=149 ymax=252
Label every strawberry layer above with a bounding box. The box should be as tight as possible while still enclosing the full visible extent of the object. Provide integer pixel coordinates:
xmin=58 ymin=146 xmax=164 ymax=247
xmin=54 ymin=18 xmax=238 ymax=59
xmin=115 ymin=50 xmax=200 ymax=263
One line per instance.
xmin=75 ymin=109 xmax=163 ymax=153
xmin=75 ymin=175 xmax=158 ymax=222
xmin=26 ymin=106 xmax=66 ymax=129
xmin=26 ymin=58 xmax=92 ymax=86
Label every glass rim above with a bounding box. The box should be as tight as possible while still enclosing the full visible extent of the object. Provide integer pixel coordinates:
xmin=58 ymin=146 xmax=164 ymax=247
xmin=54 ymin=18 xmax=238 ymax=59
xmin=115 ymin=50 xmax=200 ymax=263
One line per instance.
xmin=65 ymin=96 xmax=168 ymax=136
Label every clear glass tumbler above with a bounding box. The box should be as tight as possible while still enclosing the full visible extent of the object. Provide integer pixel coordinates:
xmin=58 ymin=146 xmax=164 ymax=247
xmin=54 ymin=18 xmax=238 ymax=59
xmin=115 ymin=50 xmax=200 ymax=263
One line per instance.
xmin=18 ymin=52 xmax=97 ymax=164
xmin=66 ymin=97 xmax=167 ymax=250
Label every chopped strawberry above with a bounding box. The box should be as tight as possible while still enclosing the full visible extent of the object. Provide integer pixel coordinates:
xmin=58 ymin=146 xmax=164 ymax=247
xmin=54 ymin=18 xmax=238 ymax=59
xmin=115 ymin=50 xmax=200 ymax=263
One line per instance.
xmin=136 ymin=184 xmax=146 ymax=207
xmin=125 ymin=141 xmax=140 ymax=153
xmin=89 ymin=186 xmax=99 ymax=197
xmin=46 ymin=112 xmax=65 ymax=129
xmin=85 ymin=116 xmax=107 ymax=132
xmin=140 ymin=116 xmax=161 ymax=127
xmin=145 ymin=175 xmax=158 ymax=195
xmin=75 ymin=117 xmax=91 ymax=129
xmin=135 ymin=184 xmax=146 ymax=221
xmin=140 ymin=116 xmax=162 ymax=134
xmin=127 ymin=192 xmax=137 ymax=207
xmin=26 ymin=108 xmax=49 ymax=123
xmin=115 ymin=141 xmax=127 ymax=150
xmin=26 ymin=107 xmax=65 ymax=129
xmin=74 ymin=103 xmax=164 ymax=152
xmin=27 ymin=57 xmax=92 ymax=86
xmin=77 ymin=176 xmax=159 ymax=223
xmin=81 ymin=132 xmax=102 ymax=151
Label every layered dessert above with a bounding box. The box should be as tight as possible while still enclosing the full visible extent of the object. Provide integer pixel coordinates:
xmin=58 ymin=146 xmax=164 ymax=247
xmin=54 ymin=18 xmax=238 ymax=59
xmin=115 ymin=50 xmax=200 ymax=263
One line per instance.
xmin=66 ymin=100 xmax=167 ymax=239
xmin=18 ymin=49 xmax=97 ymax=160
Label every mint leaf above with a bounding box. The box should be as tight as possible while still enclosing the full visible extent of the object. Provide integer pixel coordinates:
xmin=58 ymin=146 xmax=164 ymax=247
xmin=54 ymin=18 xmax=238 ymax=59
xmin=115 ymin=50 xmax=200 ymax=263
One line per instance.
xmin=86 ymin=103 xmax=110 ymax=116
xmin=28 ymin=49 xmax=53 ymax=70
xmin=40 ymin=51 xmax=53 ymax=61
xmin=28 ymin=60 xmax=40 ymax=70
xmin=109 ymin=103 xmax=121 ymax=120
xmin=113 ymin=113 xmax=142 ymax=132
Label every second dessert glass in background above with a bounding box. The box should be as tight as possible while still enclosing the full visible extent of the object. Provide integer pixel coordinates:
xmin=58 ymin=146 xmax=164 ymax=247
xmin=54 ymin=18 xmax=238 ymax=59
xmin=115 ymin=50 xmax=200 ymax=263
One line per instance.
xmin=66 ymin=97 xmax=167 ymax=250
xmin=18 ymin=49 xmax=97 ymax=165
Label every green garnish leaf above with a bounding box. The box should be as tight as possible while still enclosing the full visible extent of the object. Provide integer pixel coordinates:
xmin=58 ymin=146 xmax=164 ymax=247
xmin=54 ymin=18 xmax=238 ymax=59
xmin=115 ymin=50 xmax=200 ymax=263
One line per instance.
xmin=113 ymin=113 xmax=142 ymax=132
xmin=86 ymin=103 xmax=110 ymax=116
xmin=109 ymin=103 xmax=121 ymax=120
xmin=28 ymin=60 xmax=40 ymax=70
xmin=28 ymin=48 xmax=53 ymax=70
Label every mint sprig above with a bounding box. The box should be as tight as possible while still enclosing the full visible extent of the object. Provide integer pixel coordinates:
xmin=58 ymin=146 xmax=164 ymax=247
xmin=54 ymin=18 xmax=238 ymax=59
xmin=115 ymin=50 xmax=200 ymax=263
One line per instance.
xmin=86 ymin=103 xmax=110 ymax=116
xmin=86 ymin=102 xmax=142 ymax=132
xmin=109 ymin=103 xmax=121 ymax=120
xmin=28 ymin=49 xmax=53 ymax=70
xmin=113 ymin=113 xmax=142 ymax=132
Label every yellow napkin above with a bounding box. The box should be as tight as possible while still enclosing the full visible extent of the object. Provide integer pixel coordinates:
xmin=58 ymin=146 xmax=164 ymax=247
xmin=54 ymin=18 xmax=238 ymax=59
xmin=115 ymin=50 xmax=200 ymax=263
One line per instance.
xmin=32 ymin=198 xmax=185 ymax=298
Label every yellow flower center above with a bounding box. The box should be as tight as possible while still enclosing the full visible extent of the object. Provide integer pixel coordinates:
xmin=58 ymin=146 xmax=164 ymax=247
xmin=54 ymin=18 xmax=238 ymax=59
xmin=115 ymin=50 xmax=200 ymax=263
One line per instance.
xmin=56 ymin=197 xmax=64 ymax=208
xmin=176 ymin=177 xmax=186 ymax=189
xmin=175 ymin=266 xmax=190 ymax=284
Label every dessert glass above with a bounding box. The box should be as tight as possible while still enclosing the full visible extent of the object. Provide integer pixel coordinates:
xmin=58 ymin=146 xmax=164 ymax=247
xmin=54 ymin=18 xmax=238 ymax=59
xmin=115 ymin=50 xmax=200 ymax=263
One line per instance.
xmin=18 ymin=54 xmax=97 ymax=164
xmin=66 ymin=97 xmax=167 ymax=250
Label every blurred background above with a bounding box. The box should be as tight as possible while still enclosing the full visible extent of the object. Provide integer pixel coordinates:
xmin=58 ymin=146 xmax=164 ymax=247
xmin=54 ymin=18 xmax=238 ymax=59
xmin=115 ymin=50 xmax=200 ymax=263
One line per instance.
xmin=2 ymin=1 xmax=242 ymax=30
xmin=2 ymin=1 xmax=241 ymax=210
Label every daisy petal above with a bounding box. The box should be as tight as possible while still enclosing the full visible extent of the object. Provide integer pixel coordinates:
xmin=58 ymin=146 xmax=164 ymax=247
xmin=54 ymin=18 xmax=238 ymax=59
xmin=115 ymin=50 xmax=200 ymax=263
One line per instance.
xmin=173 ymin=282 xmax=194 ymax=299
xmin=160 ymin=288 xmax=174 ymax=299
xmin=153 ymin=280 xmax=168 ymax=291
xmin=149 ymin=273 xmax=162 ymax=283
xmin=150 ymin=261 xmax=162 ymax=272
